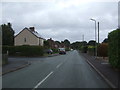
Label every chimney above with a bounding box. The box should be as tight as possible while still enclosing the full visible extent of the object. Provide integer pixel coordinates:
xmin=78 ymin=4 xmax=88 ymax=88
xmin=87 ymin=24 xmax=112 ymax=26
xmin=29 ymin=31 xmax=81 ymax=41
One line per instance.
xmin=29 ymin=27 xmax=35 ymax=32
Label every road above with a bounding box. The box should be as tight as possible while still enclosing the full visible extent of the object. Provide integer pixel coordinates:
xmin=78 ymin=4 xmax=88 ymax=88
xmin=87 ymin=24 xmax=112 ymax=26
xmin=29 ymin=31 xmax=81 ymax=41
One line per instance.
xmin=3 ymin=50 xmax=110 ymax=88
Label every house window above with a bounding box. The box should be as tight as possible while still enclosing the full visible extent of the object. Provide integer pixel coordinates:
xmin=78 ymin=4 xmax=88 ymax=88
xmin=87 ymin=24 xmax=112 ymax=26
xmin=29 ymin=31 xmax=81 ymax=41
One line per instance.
xmin=24 ymin=38 xmax=26 ymax=43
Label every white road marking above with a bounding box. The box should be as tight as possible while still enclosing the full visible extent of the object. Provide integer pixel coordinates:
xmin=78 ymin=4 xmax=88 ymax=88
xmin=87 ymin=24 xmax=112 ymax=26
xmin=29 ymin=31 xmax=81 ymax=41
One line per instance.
xmin=33 ymin=71 xmax=53 ymax=89
xmin=56 ymin=63 xmax=63 ymax=68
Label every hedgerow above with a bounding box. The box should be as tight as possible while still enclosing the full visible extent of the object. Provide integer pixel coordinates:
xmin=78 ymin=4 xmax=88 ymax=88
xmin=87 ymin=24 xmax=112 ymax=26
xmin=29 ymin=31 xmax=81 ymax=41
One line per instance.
xmin=108 ymin=29 xmax=120 ymax=68
xmin=2 ymin=45 xmax=44 ymax=56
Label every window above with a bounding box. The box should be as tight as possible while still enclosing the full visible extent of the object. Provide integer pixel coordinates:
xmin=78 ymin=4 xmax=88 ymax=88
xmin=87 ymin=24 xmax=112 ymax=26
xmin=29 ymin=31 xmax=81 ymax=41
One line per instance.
xmin=24 ymin=38 xmax=26 ymax=43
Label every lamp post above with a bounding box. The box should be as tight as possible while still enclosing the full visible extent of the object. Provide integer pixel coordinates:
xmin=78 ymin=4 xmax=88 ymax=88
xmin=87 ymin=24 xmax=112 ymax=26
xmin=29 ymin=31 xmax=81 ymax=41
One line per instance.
xmin=98 ymin=22 xmax=99 ymax=44
xmin=97 ymin=22 xmax=99 ymax=57
xmin=90 ymin=18 xmax=97 ymax=58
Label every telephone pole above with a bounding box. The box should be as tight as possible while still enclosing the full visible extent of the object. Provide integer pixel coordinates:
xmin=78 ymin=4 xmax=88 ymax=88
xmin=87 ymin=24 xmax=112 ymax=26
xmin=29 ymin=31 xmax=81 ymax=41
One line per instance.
xmin=82 ymin=34 xmax=84 ymax=41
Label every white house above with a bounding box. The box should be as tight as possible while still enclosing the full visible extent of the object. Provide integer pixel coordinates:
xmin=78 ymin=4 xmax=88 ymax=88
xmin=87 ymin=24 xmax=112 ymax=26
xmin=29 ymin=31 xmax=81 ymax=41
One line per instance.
xmin=14 ymin=27 xmax=44 ymax=46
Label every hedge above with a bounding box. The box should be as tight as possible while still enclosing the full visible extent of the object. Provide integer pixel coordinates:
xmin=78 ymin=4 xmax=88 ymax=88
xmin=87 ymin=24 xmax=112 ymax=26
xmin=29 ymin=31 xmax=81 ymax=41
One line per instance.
xmin=52 ymin=48 xmax=59 ymax=53
xmin=81 ymin=46 xmax=88 ymax=53
xmin=2 ymin=45 xmax=44 ymax=57
xmin=87 ymin=45 xmax=95 ymax=56
xmin=97 ymin=43 xmax=108 ymax=57
xmin=108 ymin=29 xmax=120 ymax=68
xmin=65 ymin=48 xmax=71 ymax=51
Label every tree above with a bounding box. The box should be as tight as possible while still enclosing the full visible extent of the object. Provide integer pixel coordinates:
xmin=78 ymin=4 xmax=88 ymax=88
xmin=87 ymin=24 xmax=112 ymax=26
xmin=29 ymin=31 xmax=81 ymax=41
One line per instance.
xmin=102 ymin=38 xmax=108 ymax=43
xmin=71 ymin=41 xmax=82 ymax=50
xmin=63 ymin=39 xmax=70 ymax=48
xmin=87 ymin=40 xmax=96 ymax=46
xmin=1 ymin=23 xmax=15 ymax=46
xmin=81 ymin=41 xmax=87 ymax=46
xmin=55 ymin=41 xmax=61 ymax=48
xmin=55 ymin=41 xmax=61 ymax=45
xmin=44 ymin=40 xmax=50 ymax=48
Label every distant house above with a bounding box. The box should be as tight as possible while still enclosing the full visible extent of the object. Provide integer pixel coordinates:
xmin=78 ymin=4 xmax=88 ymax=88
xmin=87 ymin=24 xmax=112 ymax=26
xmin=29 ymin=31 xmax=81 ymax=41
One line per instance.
xmin=47 ymin=38 xmax=56 ymax=48
xmin=15 ymin=27 xmax=44 ymax=46
xmin=47 ymin=38 xmax=65 ymax=49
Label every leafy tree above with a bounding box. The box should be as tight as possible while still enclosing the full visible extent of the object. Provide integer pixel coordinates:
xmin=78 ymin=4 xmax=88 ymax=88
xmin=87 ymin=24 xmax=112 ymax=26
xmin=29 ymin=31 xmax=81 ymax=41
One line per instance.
xmin=63 ymin=39 xmax=70 ymax=48
xmin=87 ymin=40 xmax=96 ymax=46
xmin=55 ymin=41 xmax=61 ymax=48
xmin=55 ymin=41 xmax=61 ymax=45
xmin=1 ymin=23 xmax=15 ymax=46
xmin=71 ymin=41 xmax=82 ymax=49
xmin=102 ymin=38 xmax=108 ymax=43
xmin=44 ymin=40 xmax=50 ymax=48
xmin=81 ymin=41 xmax=87 ymax=46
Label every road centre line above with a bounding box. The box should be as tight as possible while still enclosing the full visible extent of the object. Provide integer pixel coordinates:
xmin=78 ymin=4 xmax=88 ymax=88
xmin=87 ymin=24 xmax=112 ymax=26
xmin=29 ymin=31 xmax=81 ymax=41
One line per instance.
xmin=56 ymin=62 xmax=63 ymax=68
xmin=33 ymin=71 xmax=53 ymax=89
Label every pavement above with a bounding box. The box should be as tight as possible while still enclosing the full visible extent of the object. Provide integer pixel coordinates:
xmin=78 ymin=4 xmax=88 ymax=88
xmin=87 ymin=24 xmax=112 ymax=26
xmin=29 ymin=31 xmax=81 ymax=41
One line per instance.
xmin=2 ymin=53 xmax=59 ymax=75
xmin=2 ymin=59 xmax=30 ymax=75
xmin=3 ymin=50 xmax=109 ymax=88
xmin=79 ymin=51 xmax=120 ymax=88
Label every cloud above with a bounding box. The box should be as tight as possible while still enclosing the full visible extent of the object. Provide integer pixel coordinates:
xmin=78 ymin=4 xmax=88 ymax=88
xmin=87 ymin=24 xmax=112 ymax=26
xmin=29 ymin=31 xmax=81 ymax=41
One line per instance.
xmin=1 ymin=1 xmax=118 ymax=43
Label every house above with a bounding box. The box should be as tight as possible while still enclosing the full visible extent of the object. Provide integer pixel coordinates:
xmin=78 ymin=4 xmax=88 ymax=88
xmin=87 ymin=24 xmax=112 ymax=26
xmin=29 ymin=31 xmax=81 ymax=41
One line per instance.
xmin=47 ymin=38 xmax=56 ymax=48
xmin=14 ymin=27 xmax=44 ymax=46
xmin=47 ymin=38 xmax=65 ymax=49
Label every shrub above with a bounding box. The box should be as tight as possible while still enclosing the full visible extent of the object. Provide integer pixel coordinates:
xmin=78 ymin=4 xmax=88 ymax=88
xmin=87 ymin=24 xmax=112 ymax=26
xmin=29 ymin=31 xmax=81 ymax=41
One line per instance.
xmin=52 ymin=48 xmax=59 ymax=53
xmin=97 ymin=43 xmax=108 ymax=57
xmin=65 ymin=48 xmax=70 ymax=51
xmin=81 ymin=46 xmax=88 ymax=53
xmin=87 ymin=45 xmax=95 ymax=56
xmin=2 ymin=45 xmax=44 ymax=57
xmin=108 ymin=29 xmax=120 ymax=68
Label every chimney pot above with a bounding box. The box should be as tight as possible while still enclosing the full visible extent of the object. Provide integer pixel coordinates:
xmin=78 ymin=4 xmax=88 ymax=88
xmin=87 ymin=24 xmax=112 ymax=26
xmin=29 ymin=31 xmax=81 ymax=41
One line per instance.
xmin=29 ymin=27 xmax=35 ymax=32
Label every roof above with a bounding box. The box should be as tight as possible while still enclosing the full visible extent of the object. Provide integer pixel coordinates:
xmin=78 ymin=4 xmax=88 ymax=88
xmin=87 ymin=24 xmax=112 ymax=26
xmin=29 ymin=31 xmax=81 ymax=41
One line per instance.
xmin=15 ymin=27 xmax=44 ymax=39
xmin=28 ymin=28 xmax=42 ymax=38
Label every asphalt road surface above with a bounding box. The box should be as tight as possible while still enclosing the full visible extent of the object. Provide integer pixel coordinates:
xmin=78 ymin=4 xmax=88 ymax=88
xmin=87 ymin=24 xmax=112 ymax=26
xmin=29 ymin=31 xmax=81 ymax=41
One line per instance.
xmin=3 ymin=50 xmax=110 ymax=88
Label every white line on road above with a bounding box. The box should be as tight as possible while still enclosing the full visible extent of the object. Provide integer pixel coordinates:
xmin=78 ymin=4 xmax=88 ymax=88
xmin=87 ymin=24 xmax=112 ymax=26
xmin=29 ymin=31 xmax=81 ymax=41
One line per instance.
xmin=56 ymin=63 xmax=63 ymax=68
xmin=33 ymin=71 xmax=53 ymax=89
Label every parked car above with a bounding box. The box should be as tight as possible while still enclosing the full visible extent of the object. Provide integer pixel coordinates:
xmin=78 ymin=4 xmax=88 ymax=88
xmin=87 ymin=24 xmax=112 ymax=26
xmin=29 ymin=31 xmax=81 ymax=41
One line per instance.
xmin=59 ymin=48 xmax=66 ymax=54
xmin=46 ymin=49 xmax=53 ymax=54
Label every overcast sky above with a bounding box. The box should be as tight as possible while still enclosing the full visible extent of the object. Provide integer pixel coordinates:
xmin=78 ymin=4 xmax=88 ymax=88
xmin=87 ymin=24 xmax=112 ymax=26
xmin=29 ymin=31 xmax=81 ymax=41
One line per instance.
xmin=1 ymin=0 xmax=119 ymax=43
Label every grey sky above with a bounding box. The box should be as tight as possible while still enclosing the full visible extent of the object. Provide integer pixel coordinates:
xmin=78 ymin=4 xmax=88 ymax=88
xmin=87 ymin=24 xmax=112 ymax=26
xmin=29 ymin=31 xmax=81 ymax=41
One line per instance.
xmin=1 ymin=0 xmax=118 ymax=43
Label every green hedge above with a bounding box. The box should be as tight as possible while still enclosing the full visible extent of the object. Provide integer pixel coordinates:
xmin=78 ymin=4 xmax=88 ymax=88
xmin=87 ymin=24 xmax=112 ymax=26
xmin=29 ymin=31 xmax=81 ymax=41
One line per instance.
xmin=97 ymin=43 xmax=108 ymax=57
xmin=108 ymin=29 xmax=120 ymax=68
xmin=52 ymin=48 xmax=59 ymax=53
xmin=81 ymin=46 xmax=88 ymax=53
xmin=65 ymin=48 xmax=70 ymax=51
xmin=2 ymin=45 xmax=44 ymax=56
xmin=87 ymin=45 xmax=95 ymax=56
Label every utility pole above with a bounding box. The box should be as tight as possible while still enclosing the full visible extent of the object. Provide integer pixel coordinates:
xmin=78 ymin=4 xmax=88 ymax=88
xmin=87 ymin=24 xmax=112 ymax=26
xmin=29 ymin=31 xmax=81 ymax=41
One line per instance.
xmin=97 ymin=22 xmax=99 ymax=57
xmin=82 ymin=34 xmax=84 ymax=42
xmin=98 ymin=22 xmax=99 ymax=44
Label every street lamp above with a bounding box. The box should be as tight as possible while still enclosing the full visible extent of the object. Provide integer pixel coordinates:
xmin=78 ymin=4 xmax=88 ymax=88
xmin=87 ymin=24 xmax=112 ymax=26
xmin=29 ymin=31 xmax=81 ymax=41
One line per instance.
xmin=90 ymin=18 xmax=97 ymax=58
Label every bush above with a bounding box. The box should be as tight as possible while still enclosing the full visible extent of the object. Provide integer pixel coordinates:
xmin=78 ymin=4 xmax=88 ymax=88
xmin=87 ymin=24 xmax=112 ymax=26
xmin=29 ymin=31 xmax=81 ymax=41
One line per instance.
xmin=65 ymin=48 xmax=70 ymax=51
xmin=52 ymin=48 xmax=59 ymax=53
xmin=108 ymin=29 xmax=120 ymax=68
xmin=97 ymin=43 xmax=108 ymax=57
xmin=87 ymin=45 xmax=95 ymax=56
xmin=2 ymin=45 xmax=44 ymax=57
xmin=81 ymin=46 xmax=88 ymax=53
